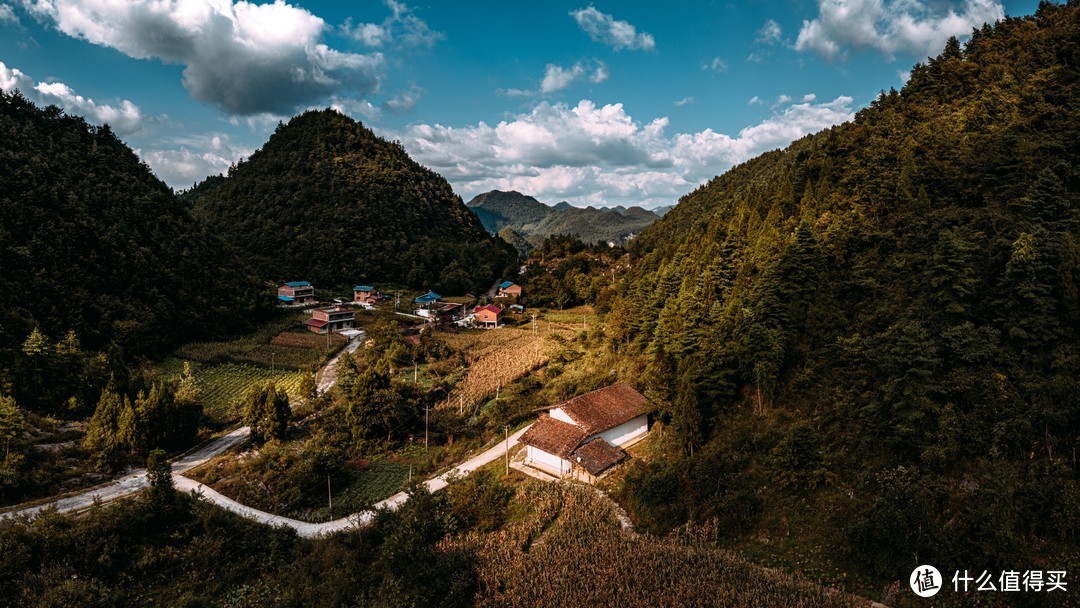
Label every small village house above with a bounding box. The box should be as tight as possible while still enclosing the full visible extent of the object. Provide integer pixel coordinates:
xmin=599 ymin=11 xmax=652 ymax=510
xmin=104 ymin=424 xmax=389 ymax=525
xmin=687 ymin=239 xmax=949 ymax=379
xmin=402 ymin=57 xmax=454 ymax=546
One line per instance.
xmin=414 ymin=290 xmax=443 ymax=317
xmin=278 ymin=281 xmax=314 ymax=305
xmin=519 ymin=382 xmax=650 ymax=483
xmin=496 ymin=280 xmax=522 ymax=299
xmin=353 ymin=285 xmax=382 ymax=304
xmin=473 ymin=304 xmax=503 ymax=329
xmin=304 ymin=306 xmax=355 ymax=334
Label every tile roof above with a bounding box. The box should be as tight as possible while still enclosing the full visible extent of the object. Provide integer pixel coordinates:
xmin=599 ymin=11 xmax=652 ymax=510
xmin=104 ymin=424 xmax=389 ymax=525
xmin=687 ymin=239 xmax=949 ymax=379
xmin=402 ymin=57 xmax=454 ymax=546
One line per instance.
xmin=499 ymin=280 xmax=515 ymax=289
xmin=277 ymin=295 xmax=294 ymax=302
xmin=353 ymin=285 xmax=374 ymax=292
xmin=520 ymin=415 xmax=587 ymax=459
xmin=474 ymin=304 xmax=503 ymax=314
xmin=571 ymin=438 xmax=627 ymax=476
xmin=285 ymin=281 xmax=311 ymax=288
xmin=304 ymin=318 xmax=328 ymax=328
xmin=556 ymin=382 xmax=651 ymax=435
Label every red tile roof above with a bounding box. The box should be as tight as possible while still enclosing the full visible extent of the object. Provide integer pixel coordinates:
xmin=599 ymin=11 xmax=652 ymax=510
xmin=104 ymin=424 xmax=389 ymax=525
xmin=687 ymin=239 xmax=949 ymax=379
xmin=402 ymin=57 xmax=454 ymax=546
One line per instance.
xmin=474 ymin=304 xmax=503 ymax=314
xmin=556 ymin=382 xmax=651 ymax=435
xmin=304 ymin=318 xmax=328 ymax=328
xmin=520 ymin=415 xmax=587 ymax=459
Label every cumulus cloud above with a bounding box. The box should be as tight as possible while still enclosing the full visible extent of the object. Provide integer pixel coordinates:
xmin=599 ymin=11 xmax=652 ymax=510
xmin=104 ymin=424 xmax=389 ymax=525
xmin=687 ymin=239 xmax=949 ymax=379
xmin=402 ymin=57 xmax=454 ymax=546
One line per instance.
xmin=570 ymin=6 xmax=655 ymax=51
xmin=748 ymin=95 xmax=764 ymax=105
xmin=0 ymin=3 xmax=18 ymax=24
xmin=21 ymin=0 xmax=384 ymax=115
xmin=342 ymin=0 xmax=443 ymax=49
xmin=795 ymin=0 xmax=1004 ymax=61
xmin=396 ymin=96 xmax=856 ymax=208
xmin=1 ymin=60 xmax=147 ymax=134
xmin=139 ymin=133 xmax=252 ymax=189
xmin=675 ymin=96 xmax=694 ymax=107
xmin=757 ymin=19 xmax=782 ymax=44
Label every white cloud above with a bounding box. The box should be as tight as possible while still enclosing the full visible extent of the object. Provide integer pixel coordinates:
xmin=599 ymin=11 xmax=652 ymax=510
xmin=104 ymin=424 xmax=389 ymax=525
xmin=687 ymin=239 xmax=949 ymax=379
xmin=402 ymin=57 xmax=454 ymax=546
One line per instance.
xmin=0 ymin=61 xmax=32 ymax=92
xmin=502 ymin=88 xmax=535 ymax=97
xmin=541 ymin=63 xmax=585 ymax=94
xmin=777 ymin=94 xmax=793 ymax=104
xmin=570 ymin=6 xmax=655 ymax=51
xmin=21 ymin=0 xmax=384 ymax=115
xmin=139 ymin=133 xmax=252 ymax=189
xmin=0 ymin=3 xmax=18 ymax=24
xmin=591 ymin=62 xmax=609 ymax=84
xmin=703 ymin=56 xmax=728 ymax=72
xmin=383 ymin=86 xmax=421 ymax=113
xmin=675 ymin=96 xmax=694 ymax=107
xmin=342 ymin=0 xmax=443 ymax=49
xmin=395 ymin=96 xmax=856 ymax=208
xmin=898 ymin=69 xmax=911 ymax=83
xmin=748 ymin=95 xmax=764 ymax=105
xmin=2 ymin=60 xmax=147 ymax=134
xmin=795 ymin=0 xmax=1004 ymax=61
xmin=540 ymin=60 xmax=607 ymax=94
xmin=34 ymin=81 xmax=144 ymax=132
xmin=802 ymin=93 xmax=817 ymax=102
xmin=757 ymin=19 xmax=782 ymax=44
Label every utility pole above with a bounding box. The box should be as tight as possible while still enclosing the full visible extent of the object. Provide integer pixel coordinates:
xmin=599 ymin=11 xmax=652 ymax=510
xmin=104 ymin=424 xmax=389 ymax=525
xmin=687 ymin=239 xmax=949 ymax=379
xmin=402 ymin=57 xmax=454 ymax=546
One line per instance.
xmin=327 ymin=473 xmax=332 ymax=521
xmin=458 ymin=395 xmax=463 ymax=415
xmin=413 ymin=361 xmax=418 ymax=385
xmin=504 ymin=425 xmax=510 ymax=476
xmin=583 ymin=314 xmax=587 ymax=330
xmin=424 ymin=404 xmax=430 ymax=449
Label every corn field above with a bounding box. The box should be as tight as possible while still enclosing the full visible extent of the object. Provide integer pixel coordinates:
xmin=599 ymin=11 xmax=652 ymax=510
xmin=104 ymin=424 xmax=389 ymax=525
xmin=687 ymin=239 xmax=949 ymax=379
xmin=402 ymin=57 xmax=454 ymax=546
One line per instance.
xmin=440 ymin=327 xmax=572 ymax=411
xmin=445 ymin=482 xmax=868 ymax=608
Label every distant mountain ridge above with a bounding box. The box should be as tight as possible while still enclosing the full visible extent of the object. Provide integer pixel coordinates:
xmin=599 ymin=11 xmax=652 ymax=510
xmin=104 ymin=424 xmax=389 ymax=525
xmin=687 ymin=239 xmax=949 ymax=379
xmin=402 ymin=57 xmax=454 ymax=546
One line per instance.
xmin=466 ymin=190 xmax=661 ymax=253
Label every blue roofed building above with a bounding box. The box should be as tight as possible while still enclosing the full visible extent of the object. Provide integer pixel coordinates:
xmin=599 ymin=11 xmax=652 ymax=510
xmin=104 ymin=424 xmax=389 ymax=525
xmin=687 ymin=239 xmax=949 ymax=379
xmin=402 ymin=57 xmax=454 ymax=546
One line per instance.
xmin=278 ymin=281 xmax=314 ymax=305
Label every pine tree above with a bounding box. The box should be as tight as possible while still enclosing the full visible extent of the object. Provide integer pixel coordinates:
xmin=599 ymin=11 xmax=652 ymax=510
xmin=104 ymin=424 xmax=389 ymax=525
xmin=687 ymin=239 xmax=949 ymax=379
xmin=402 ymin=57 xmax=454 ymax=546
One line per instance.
xmin=0 ymin=394 xmax=25 ymax=460
xmin=243 ymin=382 xmax=291 ymax=444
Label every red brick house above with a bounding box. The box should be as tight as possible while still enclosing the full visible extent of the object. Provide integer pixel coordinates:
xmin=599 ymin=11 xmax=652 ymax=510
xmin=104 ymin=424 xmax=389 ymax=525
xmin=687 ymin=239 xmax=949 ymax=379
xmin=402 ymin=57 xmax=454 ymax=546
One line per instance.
xmin=496 ymin=280 xmax=522 ymax=298
xmin=304 ymin=306 xmax=355 ymax=334
xmin=353 ymin=285 xmax=382 ymax=304
xmin=278 ymin=281 xmax=314 ymax=305
xmin=473 ymin=304 xmax=503 ymax=328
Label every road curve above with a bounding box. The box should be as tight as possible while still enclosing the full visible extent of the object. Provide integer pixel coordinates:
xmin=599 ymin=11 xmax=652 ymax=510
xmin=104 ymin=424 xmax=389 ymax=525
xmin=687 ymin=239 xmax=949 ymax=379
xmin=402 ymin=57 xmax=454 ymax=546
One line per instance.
xmin=0 ymin=426 xmax=251 ymax=521
xmin=174 ymin=425 xmax=531 ymax=539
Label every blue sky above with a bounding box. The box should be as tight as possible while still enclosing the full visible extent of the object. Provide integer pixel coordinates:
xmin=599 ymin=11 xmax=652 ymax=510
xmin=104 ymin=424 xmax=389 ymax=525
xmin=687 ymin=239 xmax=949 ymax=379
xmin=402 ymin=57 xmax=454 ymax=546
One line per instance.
xmin=0 ymin=0 xmax=1043 ymax=207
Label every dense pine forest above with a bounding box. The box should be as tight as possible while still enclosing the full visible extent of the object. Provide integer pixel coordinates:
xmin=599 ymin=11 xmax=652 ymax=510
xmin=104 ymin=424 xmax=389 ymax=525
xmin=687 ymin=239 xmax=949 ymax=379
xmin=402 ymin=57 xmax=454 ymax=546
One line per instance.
xmin=0 ymin=91 xmax=271 ymax=409
xmin=2 ymin=2 xmax=1079 ymax=606
xmin=611 ymin=0 xmax=1079 ymax=591
xmin=188 ymin=110 xmax=517 ymax=293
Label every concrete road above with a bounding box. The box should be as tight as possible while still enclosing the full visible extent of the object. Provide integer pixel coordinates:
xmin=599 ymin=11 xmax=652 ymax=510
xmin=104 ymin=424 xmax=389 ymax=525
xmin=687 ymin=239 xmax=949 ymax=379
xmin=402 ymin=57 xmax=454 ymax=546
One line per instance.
xmin=0 ymin=426 xmax=251 ymax=521
xmin=174 ymin=424 xmax=531 ymax=538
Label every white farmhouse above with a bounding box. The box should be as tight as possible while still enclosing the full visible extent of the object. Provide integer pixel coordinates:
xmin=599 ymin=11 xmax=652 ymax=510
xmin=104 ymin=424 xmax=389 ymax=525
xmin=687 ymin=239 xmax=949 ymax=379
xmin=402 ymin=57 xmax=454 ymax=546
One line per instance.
xmin=519 ymin=382 xmax=651 ymax=482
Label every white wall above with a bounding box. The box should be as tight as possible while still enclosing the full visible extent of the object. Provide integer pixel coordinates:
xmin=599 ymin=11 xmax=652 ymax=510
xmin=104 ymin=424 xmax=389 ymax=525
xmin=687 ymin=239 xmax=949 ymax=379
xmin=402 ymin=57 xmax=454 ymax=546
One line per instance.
xmin=549 ymin=407 xmax=575 ymax=425
xmin=526 ymin=445 xmax=569 ymax=476
xmin=593 ymin=414 xmax=648 ymax=448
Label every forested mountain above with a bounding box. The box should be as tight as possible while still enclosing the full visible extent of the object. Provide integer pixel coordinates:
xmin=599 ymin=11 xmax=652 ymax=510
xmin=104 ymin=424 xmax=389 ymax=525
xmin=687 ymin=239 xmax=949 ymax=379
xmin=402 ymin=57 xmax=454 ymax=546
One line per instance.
xmin=0 ymin=91 xmax=268 ymax=407
xmin=466 ymin=190 xmax=659 ymax=254
xmin=612 ymin=2 xmax=1079 ymax=589
xmin=191 ymin=110 xmax=516 ymax=293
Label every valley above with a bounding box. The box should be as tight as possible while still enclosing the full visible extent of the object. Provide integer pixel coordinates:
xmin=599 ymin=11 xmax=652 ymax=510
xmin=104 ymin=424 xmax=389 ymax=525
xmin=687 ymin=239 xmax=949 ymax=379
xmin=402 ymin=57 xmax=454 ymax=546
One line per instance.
xmin=1 ymin=3 xmax=1079 ymax=607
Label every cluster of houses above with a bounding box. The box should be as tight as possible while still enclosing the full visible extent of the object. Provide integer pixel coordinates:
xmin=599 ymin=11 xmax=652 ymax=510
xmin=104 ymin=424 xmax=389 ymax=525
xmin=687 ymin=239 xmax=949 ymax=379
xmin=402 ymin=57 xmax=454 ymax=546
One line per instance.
xmin=277 ymin=279 xmax=525 ymax=333
xmin=519 ymin=382 xmax=651 ymax=483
